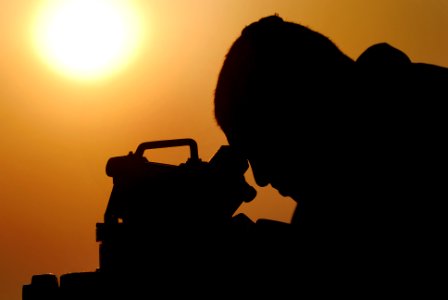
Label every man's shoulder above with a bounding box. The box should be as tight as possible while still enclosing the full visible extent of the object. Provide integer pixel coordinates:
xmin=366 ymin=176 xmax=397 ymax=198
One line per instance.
xmin=356 ymin=42 xmax=448 ymax=78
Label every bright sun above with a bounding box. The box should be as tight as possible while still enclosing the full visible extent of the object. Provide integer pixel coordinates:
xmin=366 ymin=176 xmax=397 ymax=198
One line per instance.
xmin=33 ymin=0 xmax=144 ymax=80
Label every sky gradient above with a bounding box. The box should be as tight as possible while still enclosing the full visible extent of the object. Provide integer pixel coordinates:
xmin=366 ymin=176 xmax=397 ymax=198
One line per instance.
xmin=1 ymin=1 xmax=447 ymax=299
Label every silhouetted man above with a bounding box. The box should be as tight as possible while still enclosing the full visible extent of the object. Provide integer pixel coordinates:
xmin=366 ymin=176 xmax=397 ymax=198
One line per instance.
xmin=213 ymin=15 xmax=447 ymax=292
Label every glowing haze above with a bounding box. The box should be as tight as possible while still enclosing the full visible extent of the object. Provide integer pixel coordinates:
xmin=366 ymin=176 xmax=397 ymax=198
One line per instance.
xmin=1 ymin=1 xmax=447 ymax=300
xmin=32 ymin=0 xmax=144 ymax=80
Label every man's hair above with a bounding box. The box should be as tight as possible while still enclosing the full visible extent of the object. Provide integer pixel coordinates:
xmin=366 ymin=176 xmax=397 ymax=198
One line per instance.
xmin=214 ymin=15 xmax=354 ymax=136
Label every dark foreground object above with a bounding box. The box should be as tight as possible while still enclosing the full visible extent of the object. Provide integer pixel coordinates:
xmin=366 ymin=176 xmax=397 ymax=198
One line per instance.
xmin=23 ymin=138 xmax=280 ymax=299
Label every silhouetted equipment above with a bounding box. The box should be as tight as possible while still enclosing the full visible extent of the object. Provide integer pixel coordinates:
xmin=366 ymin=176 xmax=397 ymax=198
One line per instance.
xmin=22 ymin=138 xmax=258 ymax=299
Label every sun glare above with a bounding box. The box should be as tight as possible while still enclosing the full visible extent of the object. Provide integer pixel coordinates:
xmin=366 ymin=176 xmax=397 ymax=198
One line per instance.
xmin=33 ymin=0 xmax=145 ymax=81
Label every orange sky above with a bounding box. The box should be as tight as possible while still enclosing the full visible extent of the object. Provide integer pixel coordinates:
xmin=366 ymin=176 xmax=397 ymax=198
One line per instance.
xmin=1 ymin=1 xmax=447 ymax=299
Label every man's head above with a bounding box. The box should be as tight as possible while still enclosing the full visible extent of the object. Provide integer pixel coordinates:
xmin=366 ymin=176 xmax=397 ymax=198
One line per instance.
xmin=213 ymin=14 xmax=448 ymax=235
xmin=213 ymin=15 xmax=355 ymax=200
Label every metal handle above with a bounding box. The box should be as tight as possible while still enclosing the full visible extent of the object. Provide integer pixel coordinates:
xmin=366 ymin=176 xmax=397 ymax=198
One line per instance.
xmin=135 ymin=138 xmax=199 ymax=161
